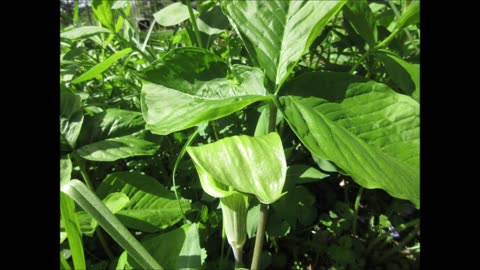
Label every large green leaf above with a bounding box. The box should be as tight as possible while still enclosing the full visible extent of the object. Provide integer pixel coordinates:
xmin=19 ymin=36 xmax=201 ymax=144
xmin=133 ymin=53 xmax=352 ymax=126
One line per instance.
xmin=343 ymin=0 xmax=377 ymax=46
xmin=96 ymin=172 xmax=190 ymax=232
xmin=60 ymin=26 xmax=111 ymax=40
xmin=223 ymin=0 xmax=346 ymax=88
xmin=72 ymin=48 xmax=132 ymax=84
xmin=60 ymin=89 xmax=83 ymax=151
xmin=376 ymin=49 xmax=420 ymax=101
xmin=92 ymin=0 xmax=115 ymax=31
xmin=187 ymin=132 xmax=287 ymax=204
xmin=75 ymin=133 xmax=159 ymax=162
xmin=141 ymin=47 xmax=270 ymax=135
xmin=61 ymin=180 xmax=163 ymax=269
xmin=279 ymin=82 xmax=419 ymax=207
xmin=60 ymin=192 xmax=86 ymax=270
xmin=76 ymin=108 xmax=146 ymax=146
xmin=153 ymin=2 xmax=197 ymax=27
xmin=124 ymin=223 xmax=202 ymax=270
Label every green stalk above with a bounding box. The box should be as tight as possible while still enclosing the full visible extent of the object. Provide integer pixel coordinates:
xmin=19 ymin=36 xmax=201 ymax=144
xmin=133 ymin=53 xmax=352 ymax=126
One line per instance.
xmin=251 ymin=203 xmax=268 ymax=270
xmin=374 ymin=28 xmax=401 ymax=50
xmin=185 ymin=0 xmax=203 ymax=48
xmin=352 ymin=187 xmax=364 ymax=236
xmin=349 ymin=49 xmax=372 ymax=74
xmin=251 ymin=102 xmax=277 ymax=269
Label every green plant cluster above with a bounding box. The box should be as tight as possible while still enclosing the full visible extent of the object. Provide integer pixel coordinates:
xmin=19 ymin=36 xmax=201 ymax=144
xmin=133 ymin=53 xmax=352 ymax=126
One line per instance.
xmin=60 ymin=1 xmax=420 ymax=269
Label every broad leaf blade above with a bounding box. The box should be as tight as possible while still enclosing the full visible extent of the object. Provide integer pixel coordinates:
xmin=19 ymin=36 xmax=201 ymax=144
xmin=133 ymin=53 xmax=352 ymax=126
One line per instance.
xmin=72 ymin=48 xmax=132 ymax=84
xmin=75 ymin=134 xmax=159 ymax=162
xmin=223 ymin=0 xmax=346 ymax=88
xmin=125 ymin=223 xmax=202 ymax=270
xmin=60 ymin=193 xmax=86 ymax=270
xmin=76 ymin=108 xmax=146 ymax=146
xmin=60 ymin=26 xmax=111 ymax=39
xmin=187 ymin=132 xmax=287 ymax=204
xmin=141 ymin=47 xmax=270 ymax=135
xmin=153 ymin=2 xmax=197 ymax=27
xmin=96 ymin=172 xmax=190 ymax=232
xmin=376 ymin=49 xmax=420 ymax=100
xmin=61 ymin=180 xmax=164 ymax=270
xmin=279 ymin=82 xmax=419 ymax=208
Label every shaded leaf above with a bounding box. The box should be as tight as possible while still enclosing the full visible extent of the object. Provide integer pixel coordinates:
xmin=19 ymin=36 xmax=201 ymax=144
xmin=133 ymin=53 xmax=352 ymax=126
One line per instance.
xmin=279 ymin=82 xmax=419 ymax=207
xmin=282 ymin=71 xmax=368 ymax=102
xmin=187 ymin=132 xmax=287 ymax=204
xmin=141 ymin=47 xmax=270 ymax=135
xmin=60 ymin=89 xmax=83 ymax=151
xmin=197 ymin=5 xmax=228 ymax=35
xmin=223 ymin=0 xmax=346 ymax=88
xmin=376 ymin=49 xmax=420 ymax=100
xmin=287 ymin=165 xmax=329 ymax=185
xmin=272 ymin=185 xmax=316 ymax=228
xmin=343 ymin=0 xmax=378 ymax=46
xmin=60 ymin=155 xmax=72 ymax=187
xmin=96 ymin=172 xmax=190 ymax=232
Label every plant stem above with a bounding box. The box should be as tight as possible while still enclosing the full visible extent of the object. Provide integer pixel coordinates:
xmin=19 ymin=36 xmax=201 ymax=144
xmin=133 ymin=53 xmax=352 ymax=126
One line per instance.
xmin=250 ymin=100 xmax=277 ymax=269
xmin=349 ymin=49 xmax=371 ymax=75
xmin=352 ymin=187 xmax=364 ymax=236
xmin=375 ymin=28 xmax=401 ymax=50
xmin=250 ymin=203 xmax=268 ymax=270
xmin=185 ymin=0 xmax=203 ymax=48
xmin=211 ymin=121 xmax=220 ymax=141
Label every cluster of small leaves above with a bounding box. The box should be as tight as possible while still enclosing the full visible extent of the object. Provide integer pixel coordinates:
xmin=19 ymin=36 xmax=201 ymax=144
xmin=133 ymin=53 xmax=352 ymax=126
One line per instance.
xmin=60 ymin=0 xmax=420 ymax=269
